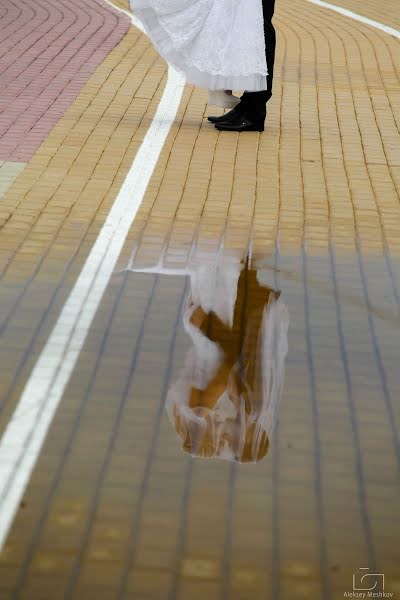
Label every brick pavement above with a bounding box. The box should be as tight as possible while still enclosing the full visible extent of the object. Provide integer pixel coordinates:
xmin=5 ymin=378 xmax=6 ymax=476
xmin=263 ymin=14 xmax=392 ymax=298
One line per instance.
xmin=329 ymin=0 xmax=400 ymax=29
xmin=0 ymin=0 xmax=130 ymax=162
xmin=117 ymin=0 xmax=400 ymax=266
xmin=0 ymin=0 xmax=399 ymax=599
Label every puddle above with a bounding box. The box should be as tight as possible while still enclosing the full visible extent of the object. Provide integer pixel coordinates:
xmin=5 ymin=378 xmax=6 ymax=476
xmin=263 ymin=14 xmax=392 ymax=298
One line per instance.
xmin=3 ymin=247 xmax=399 ymax=599
xmin=120 ymin=247 xmax=400 ymax=597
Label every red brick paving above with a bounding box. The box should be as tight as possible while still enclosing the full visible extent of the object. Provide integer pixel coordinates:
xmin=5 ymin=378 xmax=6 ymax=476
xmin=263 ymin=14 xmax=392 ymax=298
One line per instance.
xmin=0 ymin=0 xmax=130 ymax=162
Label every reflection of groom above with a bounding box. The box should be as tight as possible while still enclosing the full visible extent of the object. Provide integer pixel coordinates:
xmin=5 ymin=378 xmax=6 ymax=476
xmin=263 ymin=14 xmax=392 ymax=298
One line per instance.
xmin=166 ymin=264 xmax=289 ymax=463
xmin=208 ymin=0 xmax=276 ymax=132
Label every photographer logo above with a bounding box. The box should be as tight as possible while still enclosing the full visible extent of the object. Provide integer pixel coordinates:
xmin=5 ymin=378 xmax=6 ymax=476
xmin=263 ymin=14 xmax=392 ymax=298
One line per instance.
xmin=343 ymin=568 xmax=394 ymax=598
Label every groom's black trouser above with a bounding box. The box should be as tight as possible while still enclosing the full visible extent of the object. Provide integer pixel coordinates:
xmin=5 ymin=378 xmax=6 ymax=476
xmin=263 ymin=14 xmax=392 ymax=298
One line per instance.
xmin=241 ymin=0 xmax=276 ymax=121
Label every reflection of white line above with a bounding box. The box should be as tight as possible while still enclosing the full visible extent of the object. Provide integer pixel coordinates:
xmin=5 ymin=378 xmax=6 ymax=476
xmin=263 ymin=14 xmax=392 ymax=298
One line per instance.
xmin=0 ymin=3 xmax=185 ymax=550
xmin=305 ymin=0 xmax=400 ymax=39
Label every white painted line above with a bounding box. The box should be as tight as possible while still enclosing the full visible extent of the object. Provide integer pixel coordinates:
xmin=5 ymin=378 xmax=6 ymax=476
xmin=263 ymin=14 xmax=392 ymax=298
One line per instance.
xmin=101 ymin=0 xmax=145 ymax=33
xmin=0 ymin=2 xmax=185 ymax=549
xmin=304 ymin=0 xmax=400 ymax=39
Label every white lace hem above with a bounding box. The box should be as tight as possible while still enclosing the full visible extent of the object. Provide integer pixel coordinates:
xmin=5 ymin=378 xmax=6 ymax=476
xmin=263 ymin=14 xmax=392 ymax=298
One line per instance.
xmin=180 ymin=67 xmax=267 ymax=92
xmin=131 ymin=4 xmax=268 ymax=91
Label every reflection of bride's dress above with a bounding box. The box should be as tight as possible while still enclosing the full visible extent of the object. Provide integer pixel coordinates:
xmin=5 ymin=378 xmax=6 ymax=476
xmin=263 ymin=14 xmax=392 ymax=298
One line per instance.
xmin=166 ymin=261 xmax=289 ymax=463
xmin=128 ymin=0 xmax=268 ymax=91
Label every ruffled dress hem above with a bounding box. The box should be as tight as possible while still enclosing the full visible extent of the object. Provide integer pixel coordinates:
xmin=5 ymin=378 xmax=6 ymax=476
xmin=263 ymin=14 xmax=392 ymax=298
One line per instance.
xmin=131 ymin=3 xmax=268 ymax=91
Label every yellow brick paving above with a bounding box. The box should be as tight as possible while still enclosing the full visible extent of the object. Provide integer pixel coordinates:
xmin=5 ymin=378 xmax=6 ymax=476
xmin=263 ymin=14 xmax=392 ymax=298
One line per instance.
xmin=118 ymin=0 xmax=400 ymax=268
xmin=0 ymin=1 xmax=399 ymax=599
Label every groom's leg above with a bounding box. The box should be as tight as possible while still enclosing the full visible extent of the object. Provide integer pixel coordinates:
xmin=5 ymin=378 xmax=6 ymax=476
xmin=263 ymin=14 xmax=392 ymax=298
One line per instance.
xmin=241 ymin=0 xmax=276 ymax=122
xmin=209 ymin=0 xmax=276 ymax=129
xmin=264 ymin=0 xmax=277 ymax=102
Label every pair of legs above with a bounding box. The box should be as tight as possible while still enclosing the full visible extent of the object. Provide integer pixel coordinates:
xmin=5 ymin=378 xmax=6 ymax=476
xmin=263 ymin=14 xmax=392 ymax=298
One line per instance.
xmin=209 ymin=0 xmax=276 ymax=129
xmin=241 ymin=0 xmax=276 ymax=122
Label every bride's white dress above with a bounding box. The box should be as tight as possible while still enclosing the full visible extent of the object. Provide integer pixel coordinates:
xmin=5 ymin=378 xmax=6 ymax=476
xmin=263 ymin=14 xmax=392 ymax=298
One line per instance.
xmin=129 ymin=0 xmax=268 ymax=91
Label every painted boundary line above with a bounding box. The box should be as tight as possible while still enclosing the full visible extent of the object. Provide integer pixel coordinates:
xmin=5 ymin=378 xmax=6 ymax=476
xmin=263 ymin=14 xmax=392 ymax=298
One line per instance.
xmin=0 ymin=0 xmax=398 ymax=552
xmin=102 ymin=0 xmax=145 ymax=32
xmin=305 ymin=0 xmax=400 ymax=39
xmin=0 ymin=3 xmax=184 ymax=549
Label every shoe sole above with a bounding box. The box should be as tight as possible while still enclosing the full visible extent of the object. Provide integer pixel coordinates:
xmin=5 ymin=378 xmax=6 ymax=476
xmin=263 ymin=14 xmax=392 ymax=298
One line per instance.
xmin=215 ymin=125 xmax=264 ymax=132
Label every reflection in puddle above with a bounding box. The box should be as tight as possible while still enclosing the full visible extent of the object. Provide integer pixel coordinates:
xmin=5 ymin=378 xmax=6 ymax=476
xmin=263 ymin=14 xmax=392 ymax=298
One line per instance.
xmin=115 ymin=249 xmax=400 ymax=597
xmin=165 ymin=260 xmax=289 ymax=462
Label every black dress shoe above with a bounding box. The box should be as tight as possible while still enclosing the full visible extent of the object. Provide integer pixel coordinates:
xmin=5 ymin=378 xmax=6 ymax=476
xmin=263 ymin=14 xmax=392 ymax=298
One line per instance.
xmin=215 ymin=115 xmax=264 ymax=132
xmin=207 ymin=104 xmax=244 ymax=124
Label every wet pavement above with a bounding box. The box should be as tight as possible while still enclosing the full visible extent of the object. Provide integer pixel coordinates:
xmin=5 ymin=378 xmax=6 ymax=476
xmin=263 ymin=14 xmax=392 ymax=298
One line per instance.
xmin=2 ymin=250 xmax=399 ymax=599
xmin=0 ymin=0 xmax=399 ymax=598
